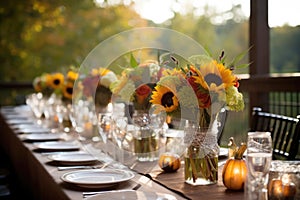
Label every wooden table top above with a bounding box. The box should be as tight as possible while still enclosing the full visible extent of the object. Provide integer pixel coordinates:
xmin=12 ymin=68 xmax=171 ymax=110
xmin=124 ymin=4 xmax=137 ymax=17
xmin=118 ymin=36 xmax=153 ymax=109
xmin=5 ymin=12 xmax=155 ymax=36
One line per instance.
xmin=0 ymin=105 xmax=245 ymax=200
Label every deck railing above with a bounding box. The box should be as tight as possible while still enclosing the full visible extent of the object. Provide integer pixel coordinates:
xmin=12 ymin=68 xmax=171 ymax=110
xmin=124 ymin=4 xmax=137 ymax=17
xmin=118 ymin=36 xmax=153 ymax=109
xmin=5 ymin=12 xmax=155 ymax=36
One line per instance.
xmin=1 ymin=74 xmax=299 ymax=146
xmin=239 ymin=73 xmax=300 ymax=117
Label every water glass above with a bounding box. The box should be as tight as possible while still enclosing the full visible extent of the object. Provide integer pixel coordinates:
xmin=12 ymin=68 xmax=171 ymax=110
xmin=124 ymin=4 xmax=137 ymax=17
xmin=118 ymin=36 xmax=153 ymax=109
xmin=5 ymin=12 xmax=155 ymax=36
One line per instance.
xmin=245 ymin=131 xmax=273 ymax=200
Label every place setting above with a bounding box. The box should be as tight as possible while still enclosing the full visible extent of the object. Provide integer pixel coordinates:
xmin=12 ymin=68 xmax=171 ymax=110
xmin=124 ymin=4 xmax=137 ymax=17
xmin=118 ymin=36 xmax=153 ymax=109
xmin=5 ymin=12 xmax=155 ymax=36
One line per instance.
xmin=60 ymin=168 xmax=135 ymax=189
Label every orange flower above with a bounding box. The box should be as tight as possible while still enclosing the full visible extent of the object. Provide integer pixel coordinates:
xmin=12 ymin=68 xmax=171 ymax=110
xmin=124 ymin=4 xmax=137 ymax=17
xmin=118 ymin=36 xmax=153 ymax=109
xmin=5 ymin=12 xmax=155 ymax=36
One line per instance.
xmin=135 ymin=84 xmax=152 ymax=104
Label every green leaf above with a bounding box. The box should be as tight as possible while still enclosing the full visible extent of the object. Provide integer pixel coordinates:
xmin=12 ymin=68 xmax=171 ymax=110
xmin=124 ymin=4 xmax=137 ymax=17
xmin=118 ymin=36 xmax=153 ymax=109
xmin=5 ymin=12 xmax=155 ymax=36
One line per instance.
xmin=235 ymin=63 xmax=251 ymax=69
xmin=130 ymin=54 xmax=138 ymax=68
xmin=203 ymin=45 xmax=213 ymax=57
xmin=229 ymin=46 xmax=252 ymax=69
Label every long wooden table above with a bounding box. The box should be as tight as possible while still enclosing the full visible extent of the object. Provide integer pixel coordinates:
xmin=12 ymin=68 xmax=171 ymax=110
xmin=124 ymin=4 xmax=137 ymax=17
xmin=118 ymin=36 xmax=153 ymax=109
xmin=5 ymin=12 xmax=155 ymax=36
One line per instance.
xmin=0 ymin=105 xmax=245 ymax=199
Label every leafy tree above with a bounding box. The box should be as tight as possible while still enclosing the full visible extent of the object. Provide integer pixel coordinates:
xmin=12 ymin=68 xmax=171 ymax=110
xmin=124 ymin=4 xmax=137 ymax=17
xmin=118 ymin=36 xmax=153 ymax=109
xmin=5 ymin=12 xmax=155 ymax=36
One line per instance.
xmin=270 ymin=25 xmax=300 ymax=73
xmin=0 ymin=0 xmax=148 ymax=81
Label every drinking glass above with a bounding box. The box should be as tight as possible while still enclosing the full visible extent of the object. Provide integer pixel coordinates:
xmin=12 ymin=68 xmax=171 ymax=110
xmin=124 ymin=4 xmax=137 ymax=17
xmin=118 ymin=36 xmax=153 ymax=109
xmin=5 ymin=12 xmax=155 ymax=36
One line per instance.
xmin=246 ymin=131 xmax=273 ymax=200
xmin=98 ymin=112 xmax=112 ymax=143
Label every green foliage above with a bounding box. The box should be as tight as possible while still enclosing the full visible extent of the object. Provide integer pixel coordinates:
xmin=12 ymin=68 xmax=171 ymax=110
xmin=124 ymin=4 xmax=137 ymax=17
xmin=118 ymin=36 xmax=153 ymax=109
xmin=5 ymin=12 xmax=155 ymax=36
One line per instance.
xmin=130 ymin=53 xmax=139 ymax=68
xmin=270 ymin=26 xmax=300 ymax=73
xmin=0 ymin=0 xmax=147 ymax=81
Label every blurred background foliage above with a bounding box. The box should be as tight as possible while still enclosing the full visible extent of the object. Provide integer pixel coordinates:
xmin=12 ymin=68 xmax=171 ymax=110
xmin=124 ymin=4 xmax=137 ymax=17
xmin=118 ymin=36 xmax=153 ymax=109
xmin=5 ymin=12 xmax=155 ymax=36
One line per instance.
xmin=1 ymin=0 xmax=299 ymax=83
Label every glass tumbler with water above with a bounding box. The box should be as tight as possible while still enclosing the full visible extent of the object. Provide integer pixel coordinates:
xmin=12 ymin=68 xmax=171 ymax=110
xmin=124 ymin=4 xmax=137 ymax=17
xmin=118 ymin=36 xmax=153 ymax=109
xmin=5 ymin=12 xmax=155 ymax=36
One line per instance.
xmin=246 ymin=131 xmax=272 ymax=200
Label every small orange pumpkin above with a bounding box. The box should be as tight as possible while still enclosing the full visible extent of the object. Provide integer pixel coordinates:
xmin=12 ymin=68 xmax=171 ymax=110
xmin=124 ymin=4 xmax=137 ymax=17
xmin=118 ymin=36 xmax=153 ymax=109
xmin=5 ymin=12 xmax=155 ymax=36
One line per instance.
xmin=158 ymin=152 xmax=181 ymax=172
xmin=222 ymin=143 xmax=247 ymax=190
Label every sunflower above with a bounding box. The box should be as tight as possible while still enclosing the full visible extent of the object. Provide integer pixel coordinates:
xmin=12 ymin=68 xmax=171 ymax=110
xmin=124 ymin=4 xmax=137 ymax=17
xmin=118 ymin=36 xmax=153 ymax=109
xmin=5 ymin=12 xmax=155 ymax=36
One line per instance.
xmin=194 ymin=60 xmax=236 ymax=93
xmin=63 ymin=81 xmax=74 ymax=100
xmin=150 ymin=85 xmax=179 ymax=113
xmin=48 ymin=73 xmax=64 ymax=89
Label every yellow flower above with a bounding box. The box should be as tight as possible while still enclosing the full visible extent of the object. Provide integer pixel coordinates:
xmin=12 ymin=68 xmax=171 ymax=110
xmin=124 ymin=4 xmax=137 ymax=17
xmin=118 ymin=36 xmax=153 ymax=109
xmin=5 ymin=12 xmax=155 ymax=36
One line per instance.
xmin=63 ymin=81 xmax=73 ymax=100
xmin=150 ymin=85 xmax=179 ymax=113
xmin=67 ymin=71 xmax=78 ymax=82
xmin=99 ymin=68 xmax=110 ymax=76
xmin=194 ymin=60 xmax=235 ymax=93
xmin=48 ymin=73 xmax=64 ymax=89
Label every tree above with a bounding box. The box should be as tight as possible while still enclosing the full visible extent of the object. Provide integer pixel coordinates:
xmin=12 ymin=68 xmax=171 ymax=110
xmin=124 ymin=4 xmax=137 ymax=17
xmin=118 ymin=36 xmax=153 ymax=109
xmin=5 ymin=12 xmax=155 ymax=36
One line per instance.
xmin=0 ymin=0 xmax=148 ymax=81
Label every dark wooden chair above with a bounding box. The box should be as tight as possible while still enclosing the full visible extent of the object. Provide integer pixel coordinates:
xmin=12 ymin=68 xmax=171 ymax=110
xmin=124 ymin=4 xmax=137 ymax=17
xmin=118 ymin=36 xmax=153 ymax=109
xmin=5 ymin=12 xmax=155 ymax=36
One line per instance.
xmin=250 ymin=107 xmax=300 ymax=160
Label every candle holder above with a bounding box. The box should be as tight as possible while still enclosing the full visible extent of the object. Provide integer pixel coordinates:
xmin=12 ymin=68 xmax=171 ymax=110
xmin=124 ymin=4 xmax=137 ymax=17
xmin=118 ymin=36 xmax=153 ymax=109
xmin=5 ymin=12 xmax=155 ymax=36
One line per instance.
xmin=268 ymin=161 xmax=299 ymax=200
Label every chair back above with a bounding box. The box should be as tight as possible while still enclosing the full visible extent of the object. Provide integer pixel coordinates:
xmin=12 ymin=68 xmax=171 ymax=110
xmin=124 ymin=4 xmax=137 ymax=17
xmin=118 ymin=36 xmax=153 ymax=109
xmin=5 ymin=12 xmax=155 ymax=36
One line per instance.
xmin=250 ymin=107 xmax=300 ymax=160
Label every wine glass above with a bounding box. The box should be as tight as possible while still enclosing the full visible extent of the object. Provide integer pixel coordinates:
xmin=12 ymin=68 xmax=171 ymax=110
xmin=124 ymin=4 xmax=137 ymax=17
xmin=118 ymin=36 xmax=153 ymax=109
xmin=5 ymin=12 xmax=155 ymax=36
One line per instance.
xmin=246 ymin=131 xmax=273 ymax=200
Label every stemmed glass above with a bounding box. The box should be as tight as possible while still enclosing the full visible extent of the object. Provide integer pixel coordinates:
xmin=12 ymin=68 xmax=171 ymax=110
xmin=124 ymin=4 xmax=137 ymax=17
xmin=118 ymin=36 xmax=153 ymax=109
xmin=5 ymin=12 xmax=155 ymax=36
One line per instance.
xmin=246 ymin=131 xmax=273 ymax=200
xmin=26 ymin=93 xmax=45 ymax=125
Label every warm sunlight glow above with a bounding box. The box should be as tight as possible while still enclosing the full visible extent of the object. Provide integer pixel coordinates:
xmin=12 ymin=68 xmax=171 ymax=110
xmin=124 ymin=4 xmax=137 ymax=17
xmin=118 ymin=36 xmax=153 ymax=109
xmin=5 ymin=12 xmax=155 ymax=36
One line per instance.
xmin=133 ymin=0 xmax=300 ymax=27
xmin=133 ymin=0 xmax=174 ymax=24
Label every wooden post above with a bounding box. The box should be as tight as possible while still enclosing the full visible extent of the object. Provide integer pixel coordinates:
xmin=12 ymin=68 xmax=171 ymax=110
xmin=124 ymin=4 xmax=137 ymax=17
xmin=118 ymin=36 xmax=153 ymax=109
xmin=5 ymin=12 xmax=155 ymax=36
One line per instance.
xmin=249 ymin=0 xmax=270 ymax=113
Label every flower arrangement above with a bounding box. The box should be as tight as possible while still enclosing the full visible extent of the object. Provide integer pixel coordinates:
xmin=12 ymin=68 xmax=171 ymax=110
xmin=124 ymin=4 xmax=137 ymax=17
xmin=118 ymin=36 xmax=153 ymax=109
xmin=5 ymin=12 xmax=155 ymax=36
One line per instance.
xmin=110 ymin=57 xmax=163 ymax=111
xmin=33 ymin=68 xmax=78 ymax=103
xmin=150 ymin=52 xmax=244 ymax=128
xmin=149 ymin=50 xmax=246 ymax=185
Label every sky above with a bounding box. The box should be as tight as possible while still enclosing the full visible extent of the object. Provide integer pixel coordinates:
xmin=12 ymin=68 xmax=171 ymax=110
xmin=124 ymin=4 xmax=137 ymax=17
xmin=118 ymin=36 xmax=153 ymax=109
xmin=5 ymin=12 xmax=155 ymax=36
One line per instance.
xmin=133 ymin=0 xmax=300 ymax=27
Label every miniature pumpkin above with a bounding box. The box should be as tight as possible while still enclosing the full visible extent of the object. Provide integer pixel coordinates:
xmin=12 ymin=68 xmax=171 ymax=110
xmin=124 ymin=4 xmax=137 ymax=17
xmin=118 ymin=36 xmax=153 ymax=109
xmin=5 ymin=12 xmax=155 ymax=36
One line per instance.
xmin=222 ymin=143 xmax=247 ymax=190
xmin=158 ymin=152 xmax=181 ymax=172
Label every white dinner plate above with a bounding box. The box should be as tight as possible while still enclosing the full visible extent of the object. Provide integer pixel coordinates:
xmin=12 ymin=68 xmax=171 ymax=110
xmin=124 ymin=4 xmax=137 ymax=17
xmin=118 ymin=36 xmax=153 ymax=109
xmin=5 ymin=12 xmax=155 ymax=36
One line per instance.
xmin=23 ymin=133 xmax=62 ymax=142
xmin=34 ymin=141 xmax=80 ymax=151
xmin=61 ymin=169 xmax=135 ymax=189
xmin=85 ymin=190 xmax=177 ymax=200
xmin=48 ymin=152 xmax=97 ymax=165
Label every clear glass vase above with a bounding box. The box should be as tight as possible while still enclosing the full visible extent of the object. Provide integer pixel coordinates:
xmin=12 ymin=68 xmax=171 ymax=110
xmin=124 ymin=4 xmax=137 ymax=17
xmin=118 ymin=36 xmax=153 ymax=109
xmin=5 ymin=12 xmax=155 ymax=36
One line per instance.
xmin=132 ymin=111 xmax=164 ymax=162
xmin=184 ymin=127 xmax=219 ymax=185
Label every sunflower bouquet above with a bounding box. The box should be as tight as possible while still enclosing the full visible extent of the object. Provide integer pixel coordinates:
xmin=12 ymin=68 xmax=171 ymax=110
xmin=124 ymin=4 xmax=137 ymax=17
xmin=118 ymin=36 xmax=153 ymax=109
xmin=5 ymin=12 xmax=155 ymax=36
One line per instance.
xmin=150 ymin=51 xmax=245 ymax=185
xmin=150 ymin=55 xmax=244 ymax=128
xmin=33 ymin=68 xmax=79 ymax=102
xmin=110 ymin=59 xmax=163 ymax=111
